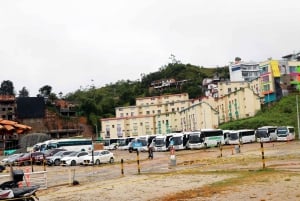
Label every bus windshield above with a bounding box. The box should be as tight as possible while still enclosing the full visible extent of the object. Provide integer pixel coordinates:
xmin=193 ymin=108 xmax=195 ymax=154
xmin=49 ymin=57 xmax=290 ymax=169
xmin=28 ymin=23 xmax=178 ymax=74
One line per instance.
xmin=172 ymin=136 xmax=183 ymax=145
xmin=189 ymin=134 xmax=201 ymax=143
xmin=155 ymin=139 xmax=165 ymax=146
xmin=277 ymin=127 xmax=288 ymax=136
xmin=256 ymin=129 xmax=268 ymax=138
xmin=229 ymin=132 xmax=239 ymax=140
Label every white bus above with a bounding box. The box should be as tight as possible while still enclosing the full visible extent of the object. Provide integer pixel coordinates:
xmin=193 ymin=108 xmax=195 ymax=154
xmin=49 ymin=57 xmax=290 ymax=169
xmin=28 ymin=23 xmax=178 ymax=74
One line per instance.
xmin=201 ymin=129 xmax=224 ymax=148
xmin=153 ymin=134 xmax=173 ymax=151
xmin=33 ymin=138 xmax=93 ymax=152
xmin=238 ymin=129 xmax=256 ymax=144
xmin=169 ymin=133 xmax=189 ymax=151
xmin=256 ymin=126 xmax=277 ymax=142
xmin=276 ymin=126 xmax=295 ymax=141
xmin=187 ymin=131 xmax=205 ymax=149
xmin=227 ymin=130 xmax=240 ymax=145
xmin=117 ymin=137 xmax=136 ymax=150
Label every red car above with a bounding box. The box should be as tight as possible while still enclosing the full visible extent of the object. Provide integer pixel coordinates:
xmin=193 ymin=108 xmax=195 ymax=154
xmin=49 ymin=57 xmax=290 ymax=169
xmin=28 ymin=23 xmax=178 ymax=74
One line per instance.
xmin=35 ymin=149 xmax=66 ymax=165
xmin=14 ymin=152 xmax=44 ymax=166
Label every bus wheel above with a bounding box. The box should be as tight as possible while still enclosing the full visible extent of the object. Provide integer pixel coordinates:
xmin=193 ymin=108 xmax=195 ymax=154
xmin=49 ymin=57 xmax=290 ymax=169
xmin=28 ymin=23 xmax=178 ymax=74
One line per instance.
xmin=95 ymin=159 xmax=100 ymax=165
xmin=204 ymin=143 xmax=207 ymax=149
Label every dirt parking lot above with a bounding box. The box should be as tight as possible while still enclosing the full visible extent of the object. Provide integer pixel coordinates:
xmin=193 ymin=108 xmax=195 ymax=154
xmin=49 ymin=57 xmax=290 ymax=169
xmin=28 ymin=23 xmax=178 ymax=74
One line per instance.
xmin=6 ymin=141 xmax=300 ymax=200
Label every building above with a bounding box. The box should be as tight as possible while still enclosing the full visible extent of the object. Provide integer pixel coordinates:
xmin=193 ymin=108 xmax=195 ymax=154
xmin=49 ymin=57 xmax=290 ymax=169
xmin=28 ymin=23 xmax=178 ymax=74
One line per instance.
xmin=101 ymin=88 xmax=261 ymax=139
xmin=0 ymin=95 xmax=16 ymax=120
xmin=281 ymin=52 xmax=300 ymax=93
xmin=101 ymin=93 xmax=191 ymax=139
xmin=259 ymin=60 xmax=283 ymax=103
xmin=229 ymin=57 xmax=260 ymax=82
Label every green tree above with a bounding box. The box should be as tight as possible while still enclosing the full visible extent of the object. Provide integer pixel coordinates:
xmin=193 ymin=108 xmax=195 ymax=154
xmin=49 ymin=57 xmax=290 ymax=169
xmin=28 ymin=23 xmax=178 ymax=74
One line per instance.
xmin=0 ymin=80 xmax=15 ymax=95
xmin=18 ymin=86 xmax=29 ymax=97
xmin=38 ymin=85 xmax=52 ymax=97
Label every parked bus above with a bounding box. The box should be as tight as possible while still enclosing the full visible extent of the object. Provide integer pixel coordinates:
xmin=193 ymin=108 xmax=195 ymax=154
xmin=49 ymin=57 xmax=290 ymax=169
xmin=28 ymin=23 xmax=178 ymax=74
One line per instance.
xmin=238 ymin=129 xmax=256 ymax=144
xmin=227 ymin=130 xmax=240 ymax=145
xmin=117 ymin=137 xmax=136 ymax=150
xmin=201 ymin=129 xmax=224 ymax=148
xmin=276 ymin=126 xmax=295 ymax=141
xmin=256 ymin=126 xmax=277 ymax=142
xmin=187 ymin=131 xmax=204 ymax=149
xmin=223 ymin=130 xmax=233 ymax=145
xmin=169 ymin=133 xmax=189 ymax=150
xmin=103 ymin=138 xmax=119 ymax=150
xmin=153 ymin=134 xmax=173 ymax=151
xmin=33 ymin=138 xmax=93 ymax=152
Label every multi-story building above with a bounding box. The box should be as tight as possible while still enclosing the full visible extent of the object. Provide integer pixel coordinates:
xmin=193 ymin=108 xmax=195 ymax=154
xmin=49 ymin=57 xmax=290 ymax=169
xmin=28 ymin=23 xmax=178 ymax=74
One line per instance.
xmin=101 ymin=88 xmax=262 ymax=139
xmin=281 ymin=52 xmax=300 ymax=93
xmin=0 ymin=95 xmax=16 ymax=120
xmin=101 ymin=93 xmax=191 ymax=139
xmin=229 ymin=58 xmax=260 ymax=82
xmin=259 ymin=60 xmax=282 ymax=103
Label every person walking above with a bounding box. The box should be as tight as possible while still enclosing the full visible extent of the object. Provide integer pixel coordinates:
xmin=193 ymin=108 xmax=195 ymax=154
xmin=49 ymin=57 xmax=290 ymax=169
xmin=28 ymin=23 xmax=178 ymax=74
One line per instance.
xmin=148 ymin=145 xmax=153 ymax=159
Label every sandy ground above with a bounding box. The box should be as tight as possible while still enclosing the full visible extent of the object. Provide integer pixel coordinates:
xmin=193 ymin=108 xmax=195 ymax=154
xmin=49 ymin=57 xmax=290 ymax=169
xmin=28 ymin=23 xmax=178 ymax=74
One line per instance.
xmin=35 ymin=141 xmax=300 ymax=201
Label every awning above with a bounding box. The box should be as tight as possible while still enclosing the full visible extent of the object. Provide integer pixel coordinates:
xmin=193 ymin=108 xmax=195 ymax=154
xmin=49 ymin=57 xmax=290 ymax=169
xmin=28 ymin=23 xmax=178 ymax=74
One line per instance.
xmin=0 ymin=120 xmax=17 ymax=126
xmin=3 ymin=124 xmax=14 ymax=131
xmin=0 ymin=120 xmax=32 ymax=134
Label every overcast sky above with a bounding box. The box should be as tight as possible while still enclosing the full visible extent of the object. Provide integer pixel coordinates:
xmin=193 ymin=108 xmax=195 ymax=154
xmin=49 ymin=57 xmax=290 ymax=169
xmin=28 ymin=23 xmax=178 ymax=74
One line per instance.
xmin=1 ymin=0 xmax=299 ymax=96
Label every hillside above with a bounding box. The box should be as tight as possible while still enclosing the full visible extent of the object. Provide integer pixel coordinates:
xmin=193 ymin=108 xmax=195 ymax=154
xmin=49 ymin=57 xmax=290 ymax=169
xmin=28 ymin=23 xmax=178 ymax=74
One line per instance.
xmin=65 ymin=62 xmax=229 ymax=127
xmin=219 ymin=94 xmax=299 ymax=136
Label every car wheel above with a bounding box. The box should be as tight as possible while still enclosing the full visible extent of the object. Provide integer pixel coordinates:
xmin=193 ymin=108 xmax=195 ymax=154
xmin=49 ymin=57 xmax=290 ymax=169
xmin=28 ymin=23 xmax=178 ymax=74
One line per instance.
xmin=95 ymin=159 xmax=100 ymax=165
xmin=54 ymin=159 xmax=60 ymax=166
xmin=24 ymin=161 xmax=30 ymax=166
xmin=70 ymin=160 xmax=76 ymax=166
xmin=109 ymin=158 xmax=114 ymax=163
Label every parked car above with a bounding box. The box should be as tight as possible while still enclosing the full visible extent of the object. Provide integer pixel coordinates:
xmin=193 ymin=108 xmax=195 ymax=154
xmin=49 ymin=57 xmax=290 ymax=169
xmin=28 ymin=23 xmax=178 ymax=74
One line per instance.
xmin=47 ymin=150 xmax=76 ymax=166
xmin=1 ymin=153 xmax=25 ymax=166
xmin=14 ymin=152 xmax=44 ymax=166
xmin=81 ymin=150 xmax=115 ymax=165
xmin=35 ymin=148 xmax=66 ymax=165
xmin=60 ymin=151 xmax=88 ymax=166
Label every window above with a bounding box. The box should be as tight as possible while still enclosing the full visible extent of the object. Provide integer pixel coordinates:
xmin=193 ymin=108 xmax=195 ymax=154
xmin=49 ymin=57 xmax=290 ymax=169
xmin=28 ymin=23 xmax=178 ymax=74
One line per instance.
xmin=262 ymin=76 xmax=269 ymax=82
xmin=228 ymin=88 xmax=231 ymax=93
xmin=146 ymin=111 xmax=150 ymax=115
xmin=263 ymin=84 xmax=270 ymax=91
xmin=289 ymin=66 xmax=296 ymax=73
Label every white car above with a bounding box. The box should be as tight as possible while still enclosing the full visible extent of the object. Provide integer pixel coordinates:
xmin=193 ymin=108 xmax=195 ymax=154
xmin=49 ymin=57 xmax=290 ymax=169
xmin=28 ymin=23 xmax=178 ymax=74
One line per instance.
xmin=60 ymin=151 xmax=88 ymax=166
xmin=82 ymin=150 xmax=114 ymax=165
xmin=47 ymin=150 xmax=76 ymax=166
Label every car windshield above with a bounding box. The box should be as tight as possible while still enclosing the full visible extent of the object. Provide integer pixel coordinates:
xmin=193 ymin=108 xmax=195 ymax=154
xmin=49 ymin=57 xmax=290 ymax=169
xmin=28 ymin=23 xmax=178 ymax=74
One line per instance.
xmin=88 ymin=152 xmax=101 ymax=156
xmin=68 ymin=152 xmax=79 ymax=157
xmin=53 ymin=151 xmax=65 ymax=156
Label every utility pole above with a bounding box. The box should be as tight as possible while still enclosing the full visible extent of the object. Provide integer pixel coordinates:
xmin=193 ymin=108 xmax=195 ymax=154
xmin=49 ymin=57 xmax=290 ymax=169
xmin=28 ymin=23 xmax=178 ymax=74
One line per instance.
xmin=297 ymin=95 xmax=300 ymax=140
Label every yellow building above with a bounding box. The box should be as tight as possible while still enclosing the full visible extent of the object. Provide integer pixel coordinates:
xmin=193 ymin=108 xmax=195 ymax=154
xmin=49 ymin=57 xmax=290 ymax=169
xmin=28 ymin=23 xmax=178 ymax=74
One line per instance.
xmin=101 ymin=93 xmax=191 ymax=138
xmin=259 ymin=60 xmax=282 ymax=103
xmin=101 ymin=88 xmax=261 ymax=139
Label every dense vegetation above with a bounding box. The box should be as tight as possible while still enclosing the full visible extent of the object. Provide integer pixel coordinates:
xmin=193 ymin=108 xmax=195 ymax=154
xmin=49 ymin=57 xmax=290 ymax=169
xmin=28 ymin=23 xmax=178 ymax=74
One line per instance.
xmin=219 ymin=94 xmax=300 ymax=137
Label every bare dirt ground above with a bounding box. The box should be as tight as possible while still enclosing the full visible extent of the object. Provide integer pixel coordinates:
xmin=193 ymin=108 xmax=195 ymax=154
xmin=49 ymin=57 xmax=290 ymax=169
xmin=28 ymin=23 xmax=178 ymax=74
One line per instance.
xmin=36 ymin=141 xmax=300 ymax=201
